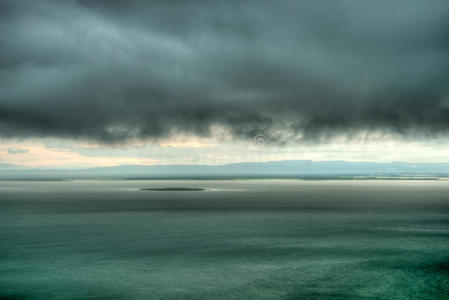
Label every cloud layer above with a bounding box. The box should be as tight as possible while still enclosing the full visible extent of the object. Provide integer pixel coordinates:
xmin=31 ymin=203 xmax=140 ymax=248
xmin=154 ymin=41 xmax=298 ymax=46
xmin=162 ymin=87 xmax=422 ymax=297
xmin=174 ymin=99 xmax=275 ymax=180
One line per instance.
xmin=1 ymin=0 xmax=448 ymax=143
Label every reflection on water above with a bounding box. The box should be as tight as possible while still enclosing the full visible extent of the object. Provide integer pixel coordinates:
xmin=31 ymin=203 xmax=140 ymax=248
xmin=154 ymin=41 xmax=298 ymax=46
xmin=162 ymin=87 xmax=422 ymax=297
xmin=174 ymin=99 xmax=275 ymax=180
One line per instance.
xmin=1 ymin=180 xmax=448 ymax=299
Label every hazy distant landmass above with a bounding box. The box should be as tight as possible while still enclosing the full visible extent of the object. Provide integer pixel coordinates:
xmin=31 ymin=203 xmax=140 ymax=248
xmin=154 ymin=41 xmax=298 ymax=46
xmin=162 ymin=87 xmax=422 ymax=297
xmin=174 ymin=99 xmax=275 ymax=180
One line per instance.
xmin=0 ymin=163 xmax=28 ymax=170
xmin=141 ymin=188 xmax=206 ymax=191
xmin=0 ymin=160 xmax=449 ymax=180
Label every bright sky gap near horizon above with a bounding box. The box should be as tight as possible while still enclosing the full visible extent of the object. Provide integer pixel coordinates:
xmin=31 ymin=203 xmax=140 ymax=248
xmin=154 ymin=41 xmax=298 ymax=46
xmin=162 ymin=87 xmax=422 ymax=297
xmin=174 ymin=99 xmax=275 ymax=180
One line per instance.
xmin=1 ymin=0 xmax=449 ymax=168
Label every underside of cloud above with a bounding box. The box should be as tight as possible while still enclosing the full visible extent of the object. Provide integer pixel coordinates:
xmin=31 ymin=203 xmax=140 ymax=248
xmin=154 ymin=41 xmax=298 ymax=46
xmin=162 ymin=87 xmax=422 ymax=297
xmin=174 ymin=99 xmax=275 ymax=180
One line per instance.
xmin=1 ymin=0 xmax=448 ymax=144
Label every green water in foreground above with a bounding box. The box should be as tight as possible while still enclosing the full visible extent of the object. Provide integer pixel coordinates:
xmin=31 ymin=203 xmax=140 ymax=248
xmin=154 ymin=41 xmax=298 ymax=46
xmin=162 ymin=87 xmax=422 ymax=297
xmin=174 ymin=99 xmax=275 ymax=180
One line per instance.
xmin=0 ymin=180 xmax=448 ymax=299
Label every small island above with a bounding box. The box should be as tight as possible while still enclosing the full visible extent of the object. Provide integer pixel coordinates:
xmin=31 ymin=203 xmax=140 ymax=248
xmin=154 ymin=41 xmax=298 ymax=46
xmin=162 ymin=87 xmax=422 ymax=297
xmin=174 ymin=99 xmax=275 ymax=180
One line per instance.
xmin=140 ymin=188 xmax=206 ymax=192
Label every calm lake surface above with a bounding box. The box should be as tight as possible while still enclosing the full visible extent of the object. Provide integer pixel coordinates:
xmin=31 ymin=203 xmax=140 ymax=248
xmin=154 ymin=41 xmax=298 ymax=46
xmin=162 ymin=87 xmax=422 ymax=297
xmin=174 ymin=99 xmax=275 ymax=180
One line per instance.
xmin=1 ymin=180 xmax=448 ymax=299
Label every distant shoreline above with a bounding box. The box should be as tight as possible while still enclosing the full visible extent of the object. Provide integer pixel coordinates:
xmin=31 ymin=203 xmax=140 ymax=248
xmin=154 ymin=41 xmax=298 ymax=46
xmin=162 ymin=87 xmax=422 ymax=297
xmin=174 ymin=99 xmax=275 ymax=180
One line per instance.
xmin=141 ymin=188 xmax=206 ymax=191
xmin=0 ymin=176 xmax=446 ymax=182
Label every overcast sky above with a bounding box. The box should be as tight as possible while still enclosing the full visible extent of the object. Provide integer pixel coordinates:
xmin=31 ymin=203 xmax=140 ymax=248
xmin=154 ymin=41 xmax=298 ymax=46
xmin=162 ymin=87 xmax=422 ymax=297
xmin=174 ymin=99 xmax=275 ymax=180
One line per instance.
xmin=1 ymin=0 xmax=449 ymax=167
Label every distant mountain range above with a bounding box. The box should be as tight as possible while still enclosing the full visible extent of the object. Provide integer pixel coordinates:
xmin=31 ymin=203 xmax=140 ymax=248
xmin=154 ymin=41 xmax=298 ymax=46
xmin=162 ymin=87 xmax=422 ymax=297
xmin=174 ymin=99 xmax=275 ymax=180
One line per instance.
xmin=0 ymin=163 xmax=28 ymax=170
xmin=0 ymin=160 xmax=448 ymax=179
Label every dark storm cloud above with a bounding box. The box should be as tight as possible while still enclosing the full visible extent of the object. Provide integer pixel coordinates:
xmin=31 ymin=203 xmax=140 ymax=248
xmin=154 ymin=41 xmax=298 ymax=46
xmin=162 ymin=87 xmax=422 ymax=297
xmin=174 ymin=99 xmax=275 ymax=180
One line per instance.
xmin=0 ymin=0 xmax=448 ymax=143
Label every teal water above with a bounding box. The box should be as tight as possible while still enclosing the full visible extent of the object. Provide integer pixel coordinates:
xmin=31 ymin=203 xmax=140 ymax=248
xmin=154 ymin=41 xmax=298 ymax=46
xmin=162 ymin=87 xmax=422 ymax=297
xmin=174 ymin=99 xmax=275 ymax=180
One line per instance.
xmin=1 ymin=180 xmax=448 ymax=299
